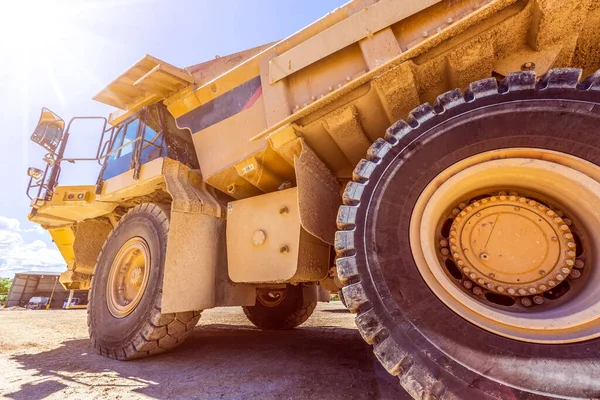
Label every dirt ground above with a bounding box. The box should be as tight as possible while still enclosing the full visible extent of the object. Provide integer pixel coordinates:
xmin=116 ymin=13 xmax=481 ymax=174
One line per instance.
xmin=0 ymin=302 xmax=410 ymax=399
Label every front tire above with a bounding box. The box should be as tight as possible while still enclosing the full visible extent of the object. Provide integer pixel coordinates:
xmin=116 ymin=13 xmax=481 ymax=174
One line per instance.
xmin=243 ymin=284 xmax=316 ymax=330
xmin=336 ymin=69 xmax=600 ymax=399
xmin=88 ymin=203 xmax=201 ymax=360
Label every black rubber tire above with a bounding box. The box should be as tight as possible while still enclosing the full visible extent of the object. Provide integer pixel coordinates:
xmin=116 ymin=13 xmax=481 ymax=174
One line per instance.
xmin=243 ymin=284 xmax=316 ymax=330
xmin=335 ymin=69 xmax=600 ymax=399
xmin=88 ymin=203 xmax=201 ymax=360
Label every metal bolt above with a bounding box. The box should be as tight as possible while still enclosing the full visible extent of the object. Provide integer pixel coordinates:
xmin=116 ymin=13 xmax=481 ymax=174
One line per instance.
xmin=441 ymin=248 xmax=450 ymax=256
xmin=519 ymin=197 xmax=527 ymax=203
xmin=546 ymin=210 xmax=555 ymax=217
xmin=439 ymin=239 xmax=448 ymax=247
xmin=521 ymin=297 xmax=532 ymax=307
xmin=574 ymin=259 xmax=584 ymax=269
xmin=551 ymin=237 xmax=558 ymax=242
xmin=488 ymin=273 xmax=495 ymax=279
xmin=514 ymin=207 xmax=520 ymax=212
xmin=473 ymin=286 xmax=483 ymax=295
xmin=459 ymin=202 xmax=467 ymax=210
xmin=463 ymin=280 xmax=473 ymax=289
xmin=548 ymin=280 xmax=557 ymax=287
xmin=521 ymin=62 xmax=536 ymax=71
xmin=280 ymin=245 xmax=290 ymax=254
xmin=457 ymin=260 xmax=464 ymax=266
xmin=570 ymin=269 xmax=582 ymax=279
xmin=500 ymin=195 xmax=507 ymax=201
xmin=252 ymin=230 xmax=266 ymax=246
xmin=463 ymin=267 xmax=470 ymax=273
xmin=566 ymin=250 xmax=576 ymax=258
xmin=556 ymin=274 xmax=564 ymax=281
xmin=498 ymin=191 xmax=507 ymax=196
xmin=452 ymin=208 xmax=460 ymax=216
xmin=518 ymin=288 xmax=527 ymax=296
xmin=497 ymin=286 xmax=505 ymax=293
xmin=564 ymin=233 xmax=574 ymax=240
xmin=529 ymin=287 xmax=537 ymax=294
xmin=561 ymin=267 xmax=571 ymax=274
xmin=528 ymin=200 xmax=537 ymax=206
xmin=280 ymin=207 xmax=289 ymax=215
xmin=538 ymin=285 xmax=547 ymax=291
xmin=469 ymin=273 xmax=476 ymax=280
xmin=539 ymin=270 xmax=546 ymax=275
xmin=565 ymin=260 xmax=574 ymax=267
xmin=507 ymin=288 xmax=516 ymax=295
xmin=567 ymin=242 xmax=576 ymax=249
xmin=227 ymin=184 xmax=236 ymax=194
xmin=533 ymin=296 xmax=544 ymax=305
xmin=477 ymin=279 xmax=485 ymax=285
xmin=560 ymin=225 xmax=569 ymax=232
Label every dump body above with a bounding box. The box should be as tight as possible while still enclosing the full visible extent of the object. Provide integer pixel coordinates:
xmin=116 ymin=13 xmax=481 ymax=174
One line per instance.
xmin=28 ymin=0 xmax=600 ymax=305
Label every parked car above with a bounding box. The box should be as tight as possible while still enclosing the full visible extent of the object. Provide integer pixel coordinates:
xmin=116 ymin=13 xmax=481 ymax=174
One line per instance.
xmin=26 ymin=296 xmax=49 ymax=310
xmin=63 ymin=298 xmax=81 ymax=308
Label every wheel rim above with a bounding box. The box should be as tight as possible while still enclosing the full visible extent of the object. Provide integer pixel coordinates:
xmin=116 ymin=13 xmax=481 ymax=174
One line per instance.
xmin=106 ymin=237 xmax=150 ymax=318
xmin=410 ymin=148 xmax=600 ymax=343
xmin=256 ymin=287 xmax=288 ymax=307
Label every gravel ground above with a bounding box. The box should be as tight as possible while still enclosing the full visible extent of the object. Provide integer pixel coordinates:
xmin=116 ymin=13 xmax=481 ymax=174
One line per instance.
xmin=0 ymin=301 xmax=410 ymax=399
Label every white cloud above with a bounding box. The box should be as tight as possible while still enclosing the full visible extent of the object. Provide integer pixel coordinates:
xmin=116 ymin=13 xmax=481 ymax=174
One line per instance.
xmin=0 ymin=217 xmax=64 ymax=277
xmin=0 ymin=216 xmax=46 ymax=233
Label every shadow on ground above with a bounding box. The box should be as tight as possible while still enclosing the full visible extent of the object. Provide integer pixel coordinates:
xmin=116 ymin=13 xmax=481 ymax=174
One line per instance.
xmin=7 ymin=323 xmax=409 ymax=399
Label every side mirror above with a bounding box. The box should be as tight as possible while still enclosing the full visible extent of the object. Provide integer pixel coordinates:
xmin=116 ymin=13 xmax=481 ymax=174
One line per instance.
xmin=30 ymin=108 xmax=65 ymax=154
xmin=27 ymin=167 xmax=43 ymax=180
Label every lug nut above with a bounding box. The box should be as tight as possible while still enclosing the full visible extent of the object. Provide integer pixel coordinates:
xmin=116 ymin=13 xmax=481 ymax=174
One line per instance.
xmin=570 ymin=269 xmax=582 ymax=279
xmin=439 ymin=239 xmax=448 ymax=247
xmin=564 ymin=218 xmax=572 ymax=226
xmin=574 ymin=259 xmax=584 ymax=269
xmin=521 ymin=298 xmax=532 ymax=307
xmin=441 ymin=248 xmax=450 ymax=256
xmin=472 ymin=286 xmax=483 ymax=295
xmin=533 ymin=296 xmax=544 ymax=305
xmin=463 ymin=281 xmax=473 ymax=289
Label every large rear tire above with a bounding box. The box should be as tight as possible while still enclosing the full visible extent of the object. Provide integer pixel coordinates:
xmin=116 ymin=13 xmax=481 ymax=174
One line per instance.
xmin=88 ymin=203 xmax=201 ymax=360
xmin=336 ymin=69 xmax=600 ymax=399
xmin=243 ymin=284 xmax=316 ymax=330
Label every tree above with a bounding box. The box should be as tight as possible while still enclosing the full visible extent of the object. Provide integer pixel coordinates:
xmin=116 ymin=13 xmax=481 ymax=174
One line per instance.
xmin=0 ymin=277 xmax=11 ymax=293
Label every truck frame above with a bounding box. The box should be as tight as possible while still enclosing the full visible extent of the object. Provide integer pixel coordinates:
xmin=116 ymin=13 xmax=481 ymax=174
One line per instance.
xmin=26 ymin=0 xmax=600 ymax=398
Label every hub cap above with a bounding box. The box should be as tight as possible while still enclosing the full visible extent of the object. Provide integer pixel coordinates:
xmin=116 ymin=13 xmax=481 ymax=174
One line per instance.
xmin=106 ymin=237 xmax=150 ymax=318
xmin=449 ymin=195 xmax=575 ymax=296
xmin=410 ymin=148 xmax=600 ymax=343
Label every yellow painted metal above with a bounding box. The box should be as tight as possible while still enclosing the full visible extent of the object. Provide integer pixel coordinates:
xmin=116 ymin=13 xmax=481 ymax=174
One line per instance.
xmin=450 ymin=195 xmax=575 ymax=295
xmin=93 ymin=55 xmax=194 ymax=125
xmin=410 ymin=149 xmax=600 ymax=343
xmin=48 ymin=226 xmax=76 ymax=267
xmin=226 ymin=187 xmax=330 ymax=283
xmin=106 ymin=237 xmax=151 ymax=318
xmin=269 ymin=0 xmax=441 ymax=83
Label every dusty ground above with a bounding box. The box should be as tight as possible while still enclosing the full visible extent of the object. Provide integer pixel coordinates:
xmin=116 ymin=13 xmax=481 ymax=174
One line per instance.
xmin=0 ymin=302 xmax=410 ymax=399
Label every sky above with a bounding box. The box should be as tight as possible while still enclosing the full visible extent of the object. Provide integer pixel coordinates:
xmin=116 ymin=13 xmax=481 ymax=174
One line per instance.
xmin=0 ymin=0 xmax=347 ymax=278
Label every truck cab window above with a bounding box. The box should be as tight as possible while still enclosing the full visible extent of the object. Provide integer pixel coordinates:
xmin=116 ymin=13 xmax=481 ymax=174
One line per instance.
xmin=103 ymin=118 xmax=140 ymax=180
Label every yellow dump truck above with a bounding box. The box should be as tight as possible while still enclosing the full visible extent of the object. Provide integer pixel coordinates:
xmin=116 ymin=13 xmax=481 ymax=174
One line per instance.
xmin=26 ymin=0 xmax=600 ymax=398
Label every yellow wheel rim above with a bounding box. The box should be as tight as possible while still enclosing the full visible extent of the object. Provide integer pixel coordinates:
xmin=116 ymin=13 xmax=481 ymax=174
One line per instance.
xmin=106 ymin=237 xmax=150 ymax=318
xmin=410 ymin=148 xmax=600 ymax=343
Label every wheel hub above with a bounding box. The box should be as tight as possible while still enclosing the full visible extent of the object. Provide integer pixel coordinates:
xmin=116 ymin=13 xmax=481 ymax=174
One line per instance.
xmin=449 ymin=195 xmax=576 ymax=296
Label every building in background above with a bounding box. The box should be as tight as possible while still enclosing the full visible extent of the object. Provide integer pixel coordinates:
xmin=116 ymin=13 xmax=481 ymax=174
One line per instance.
xmin=5 ymin=271 xmax=88 ymax=309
